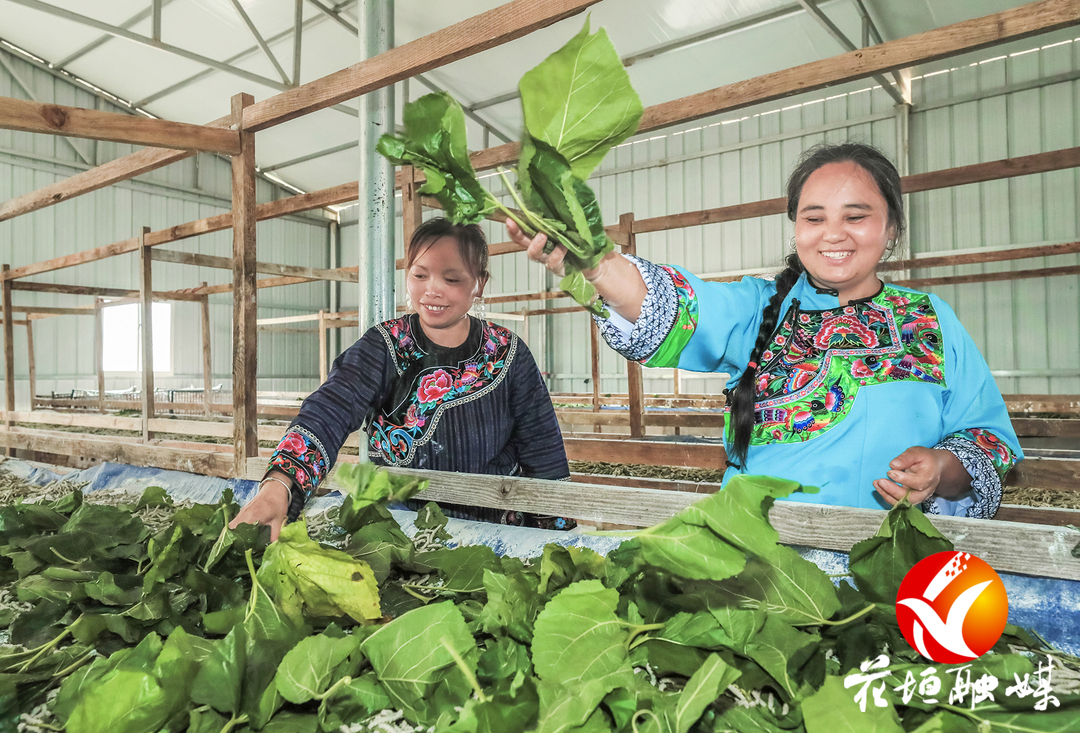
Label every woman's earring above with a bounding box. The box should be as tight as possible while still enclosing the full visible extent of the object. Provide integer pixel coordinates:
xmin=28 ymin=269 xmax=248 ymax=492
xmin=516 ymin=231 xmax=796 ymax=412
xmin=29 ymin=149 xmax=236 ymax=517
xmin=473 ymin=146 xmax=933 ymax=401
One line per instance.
xmin=471 ymin=295 xmax=486 ymax=320
xmin=405 ymin=293 xmax=412 ymax=312
xmin=788 ymin=237 xmax=797 ymax=252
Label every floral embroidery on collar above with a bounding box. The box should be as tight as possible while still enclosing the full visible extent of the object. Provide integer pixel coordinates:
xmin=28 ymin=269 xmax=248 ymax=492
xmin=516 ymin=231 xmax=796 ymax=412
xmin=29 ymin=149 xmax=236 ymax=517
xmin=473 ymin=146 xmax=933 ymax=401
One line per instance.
xmin=370 ymin=317 xmax=517 ymax=465
xmin=733 ymin=286 xmax=946 ymax=446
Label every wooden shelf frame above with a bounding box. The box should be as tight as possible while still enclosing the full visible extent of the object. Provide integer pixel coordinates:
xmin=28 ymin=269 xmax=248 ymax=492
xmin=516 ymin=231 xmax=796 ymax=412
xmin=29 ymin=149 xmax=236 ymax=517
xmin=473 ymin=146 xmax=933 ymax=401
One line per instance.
xmin=0 ymin=1 xmax=1075 ymax=542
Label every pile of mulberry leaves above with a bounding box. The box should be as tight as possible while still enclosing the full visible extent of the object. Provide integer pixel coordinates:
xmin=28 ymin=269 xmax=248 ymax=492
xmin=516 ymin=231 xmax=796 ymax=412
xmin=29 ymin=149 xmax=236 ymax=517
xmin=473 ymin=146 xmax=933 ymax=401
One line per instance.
xmin=1 ymin=469 xmax=1077 ymax=733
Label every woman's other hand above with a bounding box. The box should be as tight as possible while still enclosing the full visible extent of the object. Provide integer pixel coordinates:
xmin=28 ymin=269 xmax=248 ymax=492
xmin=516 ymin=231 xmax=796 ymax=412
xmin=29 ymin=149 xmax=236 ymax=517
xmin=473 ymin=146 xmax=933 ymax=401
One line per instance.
xmin=873 ymin=446 xmax=969 ymax=506
xmin=229 ymin=473 xmax=291 ymax=542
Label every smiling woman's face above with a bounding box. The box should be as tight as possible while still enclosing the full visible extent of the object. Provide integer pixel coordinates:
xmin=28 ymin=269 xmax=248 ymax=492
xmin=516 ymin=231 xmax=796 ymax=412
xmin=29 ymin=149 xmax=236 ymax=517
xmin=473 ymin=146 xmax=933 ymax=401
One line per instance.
xmin=406 ymin=236 xmax=484 ymax=347
xmin=794 ymin=161 xmax=896 ymax=303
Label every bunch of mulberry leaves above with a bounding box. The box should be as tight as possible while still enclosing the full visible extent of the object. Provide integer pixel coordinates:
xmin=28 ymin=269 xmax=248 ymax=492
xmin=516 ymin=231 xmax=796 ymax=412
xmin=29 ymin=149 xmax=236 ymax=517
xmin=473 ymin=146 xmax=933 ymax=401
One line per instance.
xmin=1 ymin=470 xmax=1077 ymax=733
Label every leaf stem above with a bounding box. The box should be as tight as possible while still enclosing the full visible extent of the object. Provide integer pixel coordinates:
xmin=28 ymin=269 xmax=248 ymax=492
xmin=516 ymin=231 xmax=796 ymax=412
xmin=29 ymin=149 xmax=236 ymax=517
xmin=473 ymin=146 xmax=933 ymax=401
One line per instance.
xmin=313 ymin=675 xmax=353 ymax=701
xmin=631 ymin=709 xmax=661 ymax=733
xmin=624 ymin=621 xmax=665 ymax=650
xmin=400 ymin=585 xmax=435 ymax=604
xmin=50 ymin=547 xmax=79 ymax=565
xmin=440 ymin=637 xmax=487 ymax=703
xmin=816 ymin=604 xmax=876 ymax=627
xmin=17 ymin=618 xmax=79 ymax=673
xmin=52 ymin=647 xmax=97 ymax=678
xmin=219 ymin=713 xmax=249 ymax=733
xmin=399 ymin=582 xmax=483 ymax=595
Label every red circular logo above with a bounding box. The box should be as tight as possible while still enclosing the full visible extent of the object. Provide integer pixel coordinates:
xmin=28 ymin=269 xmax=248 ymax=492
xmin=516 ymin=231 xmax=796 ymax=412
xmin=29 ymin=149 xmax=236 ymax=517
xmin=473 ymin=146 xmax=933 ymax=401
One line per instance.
xmin=895 ymin=551 xmax=1008 ymax=664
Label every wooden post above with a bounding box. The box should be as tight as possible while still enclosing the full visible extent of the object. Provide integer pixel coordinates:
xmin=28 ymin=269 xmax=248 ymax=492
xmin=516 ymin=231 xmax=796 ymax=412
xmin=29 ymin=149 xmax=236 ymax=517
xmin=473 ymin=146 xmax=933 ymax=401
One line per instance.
xmin=3 ymin=264 xmax=13 ymax=453
xmin=672 ymin=368 xmax=681 ymax=436
xmin=401 ymin=164 xmax=423 ymax=259
xmin=590 ymin=319 xmax=601 ymax=434
xmin=139 ymin=227 xmax=155 ymax=443
xmin=200 ymin=283 xmax=212 ymax=418
xmin=620 ymin=213 xmax=645 ymax=439
xmin=318 ymin=309 xmax=328 ymax=384
xmin=24 ymin=321 xmax=35 ymax=412
xmin=94 ymin=298 xmax=105 ymax=413
xmin=231 ymin=92 xmax=258 ymax=477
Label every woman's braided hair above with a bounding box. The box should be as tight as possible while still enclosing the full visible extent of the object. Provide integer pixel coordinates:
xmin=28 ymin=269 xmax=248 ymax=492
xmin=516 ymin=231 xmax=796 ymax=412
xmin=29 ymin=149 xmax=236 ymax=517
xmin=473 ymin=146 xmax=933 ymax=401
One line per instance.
xmin=726 ymin=142 xmax=905 ymax=468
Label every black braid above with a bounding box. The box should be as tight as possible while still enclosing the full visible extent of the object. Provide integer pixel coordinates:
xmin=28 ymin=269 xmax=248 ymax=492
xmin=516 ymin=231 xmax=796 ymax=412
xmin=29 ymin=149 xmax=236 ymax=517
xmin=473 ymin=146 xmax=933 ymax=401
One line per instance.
xmin=727 ymin=253 xmax=804 ymax=468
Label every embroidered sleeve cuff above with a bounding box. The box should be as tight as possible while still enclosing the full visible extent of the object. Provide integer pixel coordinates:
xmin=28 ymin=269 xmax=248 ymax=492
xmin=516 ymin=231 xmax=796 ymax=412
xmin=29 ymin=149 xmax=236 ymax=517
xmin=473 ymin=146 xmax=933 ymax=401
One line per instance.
xmin=591 ymin=254 xmax=679 ymax=363
xmin=266 ymin=426 xmax=331 ymax=506
xmin=922 ymin=435 xmax=1004 ymax=519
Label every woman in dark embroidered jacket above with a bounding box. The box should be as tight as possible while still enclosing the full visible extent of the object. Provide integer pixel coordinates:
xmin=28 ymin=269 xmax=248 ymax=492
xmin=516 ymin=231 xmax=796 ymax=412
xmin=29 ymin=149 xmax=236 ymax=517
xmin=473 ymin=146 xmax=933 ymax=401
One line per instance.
xmin=509 ymin=142 xmax=1022 ymax=519
xmin=232 ymin=218 xmax=571 ymax=540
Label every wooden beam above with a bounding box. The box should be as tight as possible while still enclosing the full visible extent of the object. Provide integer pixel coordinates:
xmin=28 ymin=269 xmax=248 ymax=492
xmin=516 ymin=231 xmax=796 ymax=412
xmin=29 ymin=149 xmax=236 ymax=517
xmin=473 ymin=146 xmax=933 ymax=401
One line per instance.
xmin=1011 ymin=418 xmax=1080 ymax=438
xmin=563 ymin=437 xmax=726 ymax=469
xmin=10 ymin=306 xmax=97 ymax=316
xmin=0 ymin=96 xmax=240 ymax=153
xmin=636 ymin=0 xmax=1080 ymax=135
xmin=200 ymin=287 xmax=213 ymax=419
xmin=1006 ymin=457 xmax=1080 ymax=491
xmin=241 ymin=0 xmax=602 ymax=131
xmin=149 ymin=248 xmax=359 ymax=283
xmin=557 ymin=409 xmax=725 ymax=429
xmin=139 ymin=228 xmax=155 ymax=443
xmin=993 ymin=505 xmax=1080 ymax=528
xmin=232 ymin=93 xmax=258 ymax=477
xmin=24 ymin=321 xmax=35 ymax=412
xmin=94 ymin=299 xmax=104 ymax=414
xmin=901 ymin=146 xmax=1080 ymax=194
xmin=392 ymin=1 xmax=1080 ymax=187
xmin=10 ymin=281 xmax=203 ymax=301
xmin=2 ymin=265 xmax=13 ymax=450
xmin=880 ymin=240 xmax=1080 ymax=273
xmin=33 ymin=397 xmax=300 ymax=418
xmin=7 ymin=411 xmax=142 ymax=432
xmin=4 ymin=238 xmax=141 ymax=281
xmin=312 ymin=465 xmax=1078 ymax=582
xmin=0 ymin=427 xmax=235 ymax=478
xmin=620 ymin=213 xmax=646 ymax=439
xmin=892 ymin=264 xmax=1080 ymax=289
xmin=0 ymin=114 xmax=229 ymax=223
xmin=590 ymin=320 xmax=601 ymax=434
xmin=401 ymin=164 xmax=423 ymax=263
xmin=1006 ymin=394 xmax=1080 ymax=414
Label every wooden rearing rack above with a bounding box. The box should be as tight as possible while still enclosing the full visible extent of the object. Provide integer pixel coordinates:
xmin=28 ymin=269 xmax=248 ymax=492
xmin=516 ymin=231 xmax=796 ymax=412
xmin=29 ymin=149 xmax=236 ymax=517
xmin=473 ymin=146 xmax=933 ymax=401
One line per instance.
xmin=0 ymin=0 xmax=1077 ymax=533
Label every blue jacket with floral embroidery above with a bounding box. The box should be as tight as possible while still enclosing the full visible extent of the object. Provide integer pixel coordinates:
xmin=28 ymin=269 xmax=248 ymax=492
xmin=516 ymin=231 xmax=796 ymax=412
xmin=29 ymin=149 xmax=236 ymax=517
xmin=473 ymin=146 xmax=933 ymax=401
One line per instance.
xmin=596 ymin=258 xmax=1022 ymax=518
xmin=267 ymin=315 xmax=569 ymax=515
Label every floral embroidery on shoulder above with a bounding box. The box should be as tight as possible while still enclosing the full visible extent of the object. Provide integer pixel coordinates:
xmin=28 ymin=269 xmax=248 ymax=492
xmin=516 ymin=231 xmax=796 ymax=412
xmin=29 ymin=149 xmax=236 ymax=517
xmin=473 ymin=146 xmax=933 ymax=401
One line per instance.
xmin=733 ymin=286 xmax=947 ymax=447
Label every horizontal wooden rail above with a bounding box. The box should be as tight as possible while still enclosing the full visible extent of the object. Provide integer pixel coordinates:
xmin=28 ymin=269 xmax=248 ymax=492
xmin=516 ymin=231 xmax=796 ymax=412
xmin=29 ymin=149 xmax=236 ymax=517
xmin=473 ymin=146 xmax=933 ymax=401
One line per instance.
xmin=10 ymin=281 xmax=203 ymax=301
xmin=242 ymin=0 xmax=600 ymax=131
xmin=893 ymin=264 xmax=1080 ymax=289
xmin=880 ymin=240 xmax=1080 ymax=273
xmin=150 ymin=248 xmax=358 ymax=283
xmin=0 ymin=115 xmax=229 ymax=223
xmin=0 ymin=96 xmax=239 ymax=154
xmin=1006 ymin=394 xmax=1080 ymax=413
xmin=319 ymin=465 xmax=1078 ymax=581
xmin=557 ymin=409 xmax=725 ymax=429
xmin=1011 ymin=418 xmax=1080 ymax=438
xmin=0 ymin=427 xmax=235 ymax=478
xmin=31 ymin=398 xmax=301 ymax=418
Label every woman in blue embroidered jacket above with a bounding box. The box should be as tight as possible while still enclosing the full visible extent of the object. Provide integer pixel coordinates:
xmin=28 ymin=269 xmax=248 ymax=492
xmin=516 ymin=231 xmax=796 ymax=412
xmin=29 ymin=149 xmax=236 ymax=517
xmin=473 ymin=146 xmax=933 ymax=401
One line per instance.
xmin=232 ymin=217 xmax=571 ymax=540
xmin=509 ymin=142 xmax=1022 ymax=518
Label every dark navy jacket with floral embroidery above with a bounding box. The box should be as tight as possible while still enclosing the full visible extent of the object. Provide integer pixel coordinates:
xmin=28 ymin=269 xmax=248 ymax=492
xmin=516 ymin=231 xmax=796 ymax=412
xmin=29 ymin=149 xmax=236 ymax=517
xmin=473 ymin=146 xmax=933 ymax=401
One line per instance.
xmin=267 ymin=315 xmax=569 ymax=516
xmin=597 ymin=256 xmax=1022 ymax=518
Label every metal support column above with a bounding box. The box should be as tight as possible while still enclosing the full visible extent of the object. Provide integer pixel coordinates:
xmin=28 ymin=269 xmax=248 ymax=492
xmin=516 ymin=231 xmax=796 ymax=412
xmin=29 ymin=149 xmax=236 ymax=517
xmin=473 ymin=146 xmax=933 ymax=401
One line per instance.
xmin=328 ymin=220 xmax=341 ymax=360
xmin=357 ymin=0 xmax=396 ymax=332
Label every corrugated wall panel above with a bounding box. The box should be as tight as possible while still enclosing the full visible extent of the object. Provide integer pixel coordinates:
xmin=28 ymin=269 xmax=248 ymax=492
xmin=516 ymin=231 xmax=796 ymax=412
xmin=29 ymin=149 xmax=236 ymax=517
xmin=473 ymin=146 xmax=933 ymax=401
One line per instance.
xmin=0 ymin=52 xmax=332 ymax=405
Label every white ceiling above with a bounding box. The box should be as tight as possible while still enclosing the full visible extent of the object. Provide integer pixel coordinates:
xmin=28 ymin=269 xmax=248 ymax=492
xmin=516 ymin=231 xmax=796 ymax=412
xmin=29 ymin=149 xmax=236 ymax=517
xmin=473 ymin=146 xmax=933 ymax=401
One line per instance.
xmin=0 ymin=0 xmax=1074 ymax=197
